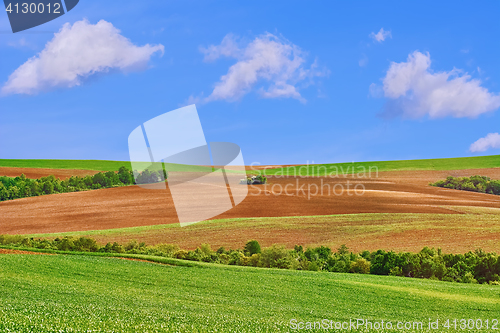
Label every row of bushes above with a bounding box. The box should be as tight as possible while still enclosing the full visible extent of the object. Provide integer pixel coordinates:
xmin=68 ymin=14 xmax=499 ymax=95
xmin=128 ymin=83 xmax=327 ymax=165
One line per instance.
xmin=1 ymin=235 xmax=499 ymax=285
xmin=431 ymin=175 xmax=500 ymax=195
xmin=0 ymin=167 xmax=167 ymax=202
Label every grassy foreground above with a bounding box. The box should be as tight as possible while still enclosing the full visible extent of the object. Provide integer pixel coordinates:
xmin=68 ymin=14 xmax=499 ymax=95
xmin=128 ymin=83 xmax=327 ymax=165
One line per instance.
xmin=0 ymin=253 xmax=499 ymax=332
xmin=0 ymin=154 xmax=499 ymax=173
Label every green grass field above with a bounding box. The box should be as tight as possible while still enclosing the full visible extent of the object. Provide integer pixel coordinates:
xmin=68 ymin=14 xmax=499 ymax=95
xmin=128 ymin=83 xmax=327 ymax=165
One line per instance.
xmin=260 ymin=155 xmax=500 ymax=177
xmin=0 ymin=159 xmax=133 ymax=171
xmin=0 ymin=253 xmax=499 ymax=332
xmin=0 ymin=154 xmax=499 ymax=173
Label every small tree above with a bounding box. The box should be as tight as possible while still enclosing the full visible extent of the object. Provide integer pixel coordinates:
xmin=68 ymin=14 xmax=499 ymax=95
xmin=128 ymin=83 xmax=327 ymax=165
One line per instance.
xmin=258 ymin=245 xmax=292 ymax=269
xmin=92 ymin=172 xmax=108 ymax=187
xmin=0 ymin=183 xmax=9 ymax=201
xmin=104 ymin=171 xmax=121 ymax=186
xmin=337 ymin=244 xmax=349 ymax=255
xmin=41 ymin=182 xmax=54 ymax=195
xmin=200 ymin=243 xmax=212 ymax=256
xmin=245 ymin=240 xmax=261 ymax=256
xmin=118 ymin=166 xmax=134 ymax=185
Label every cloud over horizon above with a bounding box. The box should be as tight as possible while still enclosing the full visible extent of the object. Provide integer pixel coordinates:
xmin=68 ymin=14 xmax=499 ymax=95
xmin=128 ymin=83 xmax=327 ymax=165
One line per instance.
xmin=374 ymin=51 xmax=500 ymax=119
xmin=2 ymin=19 xmax=164 ymax=96
xmin=369 ymin=28 xmax=392 ymax=42
xmin=194 ymin=32 xmax=328 ymax=104
xmin=470 ymin=133 xmax=500 ymax=152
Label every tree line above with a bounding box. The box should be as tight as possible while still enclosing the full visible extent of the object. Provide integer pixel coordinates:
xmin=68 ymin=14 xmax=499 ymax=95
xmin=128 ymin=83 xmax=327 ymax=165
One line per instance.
xmin=431 ymin=175 xmax=500 ymax=195
xmin=1 ymin=235 xmax=499 ymax=285
xmin=0 ymin=166 xmax=166 ymax=202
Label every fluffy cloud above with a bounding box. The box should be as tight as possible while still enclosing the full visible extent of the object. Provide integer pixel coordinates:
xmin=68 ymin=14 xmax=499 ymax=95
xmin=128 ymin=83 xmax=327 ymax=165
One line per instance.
xmin=369 ymin=28 xmax=392 ymax=43
xmin=375 ymin=51 xmax=500 ymax=118
xmin=470 ymin=133 xmax=500 ymax=152
xmin=2 ymin=19 xmax=164 ymax=95
xmin=200 ymin=34 xmax=241 ymax=62
xmin=198 ymin=33 xmax=327 ymax=103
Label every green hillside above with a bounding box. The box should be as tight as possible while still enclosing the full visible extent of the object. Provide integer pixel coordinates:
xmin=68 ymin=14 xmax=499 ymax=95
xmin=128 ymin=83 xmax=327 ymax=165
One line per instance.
xmin=0 ymin=253 xmax=499 ymax=332
xmin=0 ymin=159 xmax=132 ymax=171
xmin=0 ymin=155 xmax=498 ymax=174
xmin=262 ymin=155 xmax=500 ymax=177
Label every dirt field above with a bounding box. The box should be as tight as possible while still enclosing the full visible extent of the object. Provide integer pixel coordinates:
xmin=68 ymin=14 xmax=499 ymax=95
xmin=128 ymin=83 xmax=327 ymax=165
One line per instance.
xmin=67 ymin=208 xmax=498 ymax=254
xmin=0 ymin=167 xmax=499 ymax=236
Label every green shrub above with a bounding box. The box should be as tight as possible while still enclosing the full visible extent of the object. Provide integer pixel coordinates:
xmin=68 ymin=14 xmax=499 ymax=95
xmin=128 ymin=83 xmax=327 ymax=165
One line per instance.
xmin=244 ymin=240 xmax=261 ymax=256
xmin=1 ymin=235 xmax=499 ymax=285
xmin=337 ymin=244 xmax=349 ymax=255
xmin=0 ymin=234 xmax=25 ymax=245
xmin=431 ymin=175 xmax=500 ymax=196
xmin=187 ymin=249 xmax=205 ymax=261
xmin=256 ymin=175 xmax=267 ymax=184
xmin=228 ymin=250 xmax=245 ymax=265
xmin=350 ymin=258 xmax=371 ymax=274
xmin=389 ymin=266 xmax=403 ymax=276
xmin=219 ymin=253 xmax=230 ymax=265
xmin=73 ymin=237 xmax=99 ymax=252
xmin=99 ymin=242 xmax=125 ymax=253
xmin=0 ymin=167 xmax=139 ymax=202
xmin=294 ymin=245 xmax=303 ymax=253
xmin=304 ymin=246 xmax=331 ymax=261
xmin=174 ymin=250 xmax=189 ymax=260
xmin=258 ymin=245 xmax=292 ymax=269
xmin=200 ymin=244 xmax=212 ymax=256
xmin=248 ymin=253 xmax=260 ymax=267
xmin=307 ymin=261 xmax=320 ymax=271
xmin=239 ymin=255 xmax=251 ymax=266
xmin=56 ymin=237 xmax=75 ymax=251
xmin=462 ymin=272 xmax=478 ymax=284
xmin=153 ymin=244 xmax=179 ymax=257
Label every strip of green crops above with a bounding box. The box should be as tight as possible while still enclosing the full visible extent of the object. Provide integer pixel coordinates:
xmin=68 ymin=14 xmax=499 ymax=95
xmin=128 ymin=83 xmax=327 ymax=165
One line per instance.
xmin=260 ymin=155 xmax=500 ymax=177
xmin=0 ymin=159 xmax=241 ymax=174
xmin=0 ymin=154 xmax=499 ymax=173
xmin=0 ymin=254 xmax=499 ymax=332
xmin=0 ymin=159 xmax=132 ymax=171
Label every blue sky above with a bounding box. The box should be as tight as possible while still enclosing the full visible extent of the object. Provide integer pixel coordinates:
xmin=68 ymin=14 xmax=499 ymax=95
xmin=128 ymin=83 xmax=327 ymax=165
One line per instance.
xmin=1 ymin=1 xmax=499 ymax=165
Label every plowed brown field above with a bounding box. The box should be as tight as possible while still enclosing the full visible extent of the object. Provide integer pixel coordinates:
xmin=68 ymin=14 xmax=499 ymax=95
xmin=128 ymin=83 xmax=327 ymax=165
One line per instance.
xmin=1 ymin=167 xmax=499 ymax=234
xmin=1 ymin=167 xmax=500 ymax=252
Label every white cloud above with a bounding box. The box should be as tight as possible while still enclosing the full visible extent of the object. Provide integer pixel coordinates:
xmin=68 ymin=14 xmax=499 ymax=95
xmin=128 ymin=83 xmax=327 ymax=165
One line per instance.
xmin=376 ymin=51 xmax=500 ymax=118
xmin=470 ymin=133 xmax=500 ymax=152
xmin=2 ymin=19 xmax=164 ymax=95
xmin=197 ymin=33 xmax=327 ymax=103
xmin=368 ymin=83 xmax=383 ymax=98
xmin=199 ymin=33 xmax=241 ymax=62
xmin=369 ymin=28 xmax=392 ymax=43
